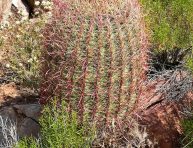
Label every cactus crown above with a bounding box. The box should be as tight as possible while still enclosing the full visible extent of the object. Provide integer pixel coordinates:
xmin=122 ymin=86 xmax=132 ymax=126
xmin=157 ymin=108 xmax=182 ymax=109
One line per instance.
xmin=40 ymin=0 xmax=149 ymax=126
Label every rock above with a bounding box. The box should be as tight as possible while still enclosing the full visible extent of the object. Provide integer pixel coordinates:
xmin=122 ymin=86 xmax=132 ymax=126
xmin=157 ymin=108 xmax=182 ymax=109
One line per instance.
xmin=0 ymin=82 xmax=21 ymax=104
xmin=0 ymin=0 xmax=37 ymax=23
xmin=0 ymin=82 xmax=40 ymax=143
xmin=135 ymin=81 xmax=193 ymax=147
xmin=12 ymin=0 xmax=29 ymax=19
xmin=13 ymin=104 xmax=41 ymax=120
xmin=18 ymin=118 xmax=40 ymax=138
xmin=0 ymin=82 xmax=39 ymax=105
xmin=0 ymin=0 xmax=12 ymax=23
xmin=0 ymin=106 xmax=17 ymax=121
xmin=0 ymin=103 xmax=41 ymax=143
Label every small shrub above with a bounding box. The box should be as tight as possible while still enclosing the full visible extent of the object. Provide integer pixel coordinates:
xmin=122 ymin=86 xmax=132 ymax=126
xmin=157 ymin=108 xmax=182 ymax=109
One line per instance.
xmin=15 ymin=99 xmax=154 ymax=148
xmin=140 ymin=0 xmax=193 ymax=52
xmin=15 ymin=137 xmax=40 ymax=148
xmin=9 ymin=19 xmax=42 ymax=89
xmin=186 ymin=51 xmax=193 ymax=74
xmin=16 ymin=99 xmax=96 ymax=148
xmin=181 ymin=117 xmax=193 ymax=148
xmin=39 ymin=99 xmax=96 ymax=148
xmin=0 ymin=16 xmax=47 ymax=89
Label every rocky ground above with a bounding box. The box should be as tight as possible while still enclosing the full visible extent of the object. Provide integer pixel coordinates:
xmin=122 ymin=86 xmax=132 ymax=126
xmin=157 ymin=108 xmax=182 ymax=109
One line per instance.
xmin=0 ymin=82 xmax=41 ymax=142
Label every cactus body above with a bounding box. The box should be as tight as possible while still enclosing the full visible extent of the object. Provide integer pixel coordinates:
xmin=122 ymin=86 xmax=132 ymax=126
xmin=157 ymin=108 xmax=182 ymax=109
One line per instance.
xmin=40 ymin=0 xmax=149 ymax=126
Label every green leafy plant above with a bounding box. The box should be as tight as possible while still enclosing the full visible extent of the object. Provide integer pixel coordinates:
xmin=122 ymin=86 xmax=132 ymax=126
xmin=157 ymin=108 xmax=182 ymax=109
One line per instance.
xmin=181 ymin=117 xmax=193 ymax=148
xmin=140 ymin=0 xmax=193 ymax=52
xmin=140 ymin=0 xmax=193 ymax=81
xmin=16 ymin=99 xmax=96 ymax=148
xmin=40 ymin=99 xmax=95 ymax=148
xmin=15 ymin=98 xmax=154 ymax=148
xmin=186 ymin=51 xmax=193 ymax=74
xmin=15 ymin=137 xmax=40 ymax=148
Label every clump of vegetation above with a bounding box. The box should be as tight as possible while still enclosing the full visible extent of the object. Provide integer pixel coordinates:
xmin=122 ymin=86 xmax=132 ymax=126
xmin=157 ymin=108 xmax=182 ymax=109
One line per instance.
xmin=140 ymin=0 xmax=193 ymax=52
xmin=141 ymin=0 xmax=193 ymax=103
xmin=0 ymin=0 xmax=53 ymax=88
xmin=92 ymin=117 xmax=154 ymax=147
xmin=0 ymin=15 xmax=49 ymax=89
xmin=10 ymin=20 xmax=42 ymax=89
xmin=0 ymin=0 xmax=192 ymax=147
xmin=181 ymin=117 xmax=193 ymax=148
xmin=16 ymin=99 xmax=96 ymax=148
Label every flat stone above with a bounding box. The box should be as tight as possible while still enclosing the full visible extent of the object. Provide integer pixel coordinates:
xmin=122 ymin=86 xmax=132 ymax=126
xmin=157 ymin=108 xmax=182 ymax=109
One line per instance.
xmin=18 ymin=118 xmax=40 ymax=138
xmin=0 ymin=107 xmax=17 ymax=121
xmin=13 ymin=104 xmax=41 ymax=120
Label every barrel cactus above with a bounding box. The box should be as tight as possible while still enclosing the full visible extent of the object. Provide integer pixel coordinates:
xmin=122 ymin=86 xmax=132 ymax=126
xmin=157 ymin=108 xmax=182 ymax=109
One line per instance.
xmin=40 ymin=0 xmax=149 ymax=126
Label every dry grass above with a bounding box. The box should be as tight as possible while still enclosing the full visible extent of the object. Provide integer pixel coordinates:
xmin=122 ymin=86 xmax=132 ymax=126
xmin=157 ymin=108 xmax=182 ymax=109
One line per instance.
xmin=92 ymin=117 xmax=155 ymax=147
